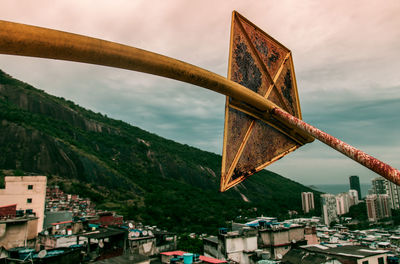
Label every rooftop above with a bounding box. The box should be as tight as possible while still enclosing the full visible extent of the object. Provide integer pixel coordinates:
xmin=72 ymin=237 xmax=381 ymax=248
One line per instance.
xmin=203 ymin=236 xmax=218 ymax=244
xmin=301 ymin=245 xmax=389 ymax=259
xmin=0 ymin=216 xmax=38 ymax=224
xmin=80 ymin=228 xmax=125 ymax=239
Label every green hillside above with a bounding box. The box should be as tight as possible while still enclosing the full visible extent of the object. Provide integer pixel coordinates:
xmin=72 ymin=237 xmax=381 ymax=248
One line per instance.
xmin=0 ymin=69 xmax=320 ymax=234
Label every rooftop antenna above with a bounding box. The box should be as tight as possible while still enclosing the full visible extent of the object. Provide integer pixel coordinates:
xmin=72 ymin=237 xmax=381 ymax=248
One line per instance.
xmin=0 ymin=11 xmax=398 ymax=191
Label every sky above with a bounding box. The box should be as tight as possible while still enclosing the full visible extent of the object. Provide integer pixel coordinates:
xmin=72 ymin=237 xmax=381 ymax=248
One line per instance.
xmin=0 ymin=0 xmax=399 ymax=185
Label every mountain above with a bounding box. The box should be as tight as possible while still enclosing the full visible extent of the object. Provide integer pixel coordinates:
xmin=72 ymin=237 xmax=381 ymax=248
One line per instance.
xmin=0 ymin=69 xmax=320 ymax=234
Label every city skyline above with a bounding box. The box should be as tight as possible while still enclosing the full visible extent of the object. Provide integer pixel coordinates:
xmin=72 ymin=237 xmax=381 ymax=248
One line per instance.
xmin=1 ymin=1 xmax=399 ymax=185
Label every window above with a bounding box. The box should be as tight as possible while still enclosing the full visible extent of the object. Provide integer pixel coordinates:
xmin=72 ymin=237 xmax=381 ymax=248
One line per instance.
xmin=28 ymin=185 xmax=33 ymax=190
xmin=378 ymin=257 xmax=384 ymax=264
xmin=27 ymin=198 xmax=32 ymax=203
xmin=362 ymin=261 xmax=369 ymax=264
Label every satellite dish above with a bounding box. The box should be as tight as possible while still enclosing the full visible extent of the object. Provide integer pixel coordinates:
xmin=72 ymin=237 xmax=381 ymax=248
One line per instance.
xmin=277 ymin=254 xmax=282 ymax=260
xmin=134 ymin=231 xmax=140 ymax=237
xmin=128 ymin=232 xmax=135 ymax=239
xmin=142 ymin=230 xmax=148 ymax=236
xmin=128 ymin=223 xmax=134 ymax=229
xmin=38 ymin=250 xmax=47 ymax=258
xmin=99 ymin=240 xmax=104 ymax=248
xmin=44 ymin=230 xmax=49 ymax=236
xmin=292 ymin=239 xmax=296 ymax=243
xmin=148 ymin=231 xmax=153 ymax=236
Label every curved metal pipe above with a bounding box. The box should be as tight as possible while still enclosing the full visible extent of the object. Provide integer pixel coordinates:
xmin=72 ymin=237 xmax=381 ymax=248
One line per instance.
xmin=1 ymin=20 xmax=399 ymax=186
xmin=0 ymin=20 xmax=278 ymax=114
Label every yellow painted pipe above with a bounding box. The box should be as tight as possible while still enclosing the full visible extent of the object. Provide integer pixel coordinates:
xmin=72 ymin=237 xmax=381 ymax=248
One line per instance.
xmin=0 ymin=20 xmax=313 ymax=142
xmin=0 ymin=21 xmax=278 ymax=111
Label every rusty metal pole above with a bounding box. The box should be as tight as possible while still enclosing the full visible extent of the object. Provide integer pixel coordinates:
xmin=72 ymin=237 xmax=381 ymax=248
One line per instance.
xmin=1 ymin=20 xmax=399 ymax=186
xmin=272 ymin=107 xmax=400 ymax=185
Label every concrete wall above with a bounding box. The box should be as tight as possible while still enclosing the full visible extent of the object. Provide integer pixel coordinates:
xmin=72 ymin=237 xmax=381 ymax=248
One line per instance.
xmin=26 ymin=218 xmax=38 ymax=240
xmin=225 ymin=236 xmax=257 ymax=253
xmin=204 ymin=234 xmax=258 ymax=263
xmin=356 ymin=254 xmax=387 ymax=264
xmin=243 ymin=236 xmax=258 ymax=251
xmin=156 ymin=242 xmax=177 ymax=254
xmin=224 ymin=235 xmax=257 ymax=264
xmin=258 ymin=227 xmax=306 ymax=260
xmin=273 ymin=246 xmax=290 ymax=260
xmin=259 ymin=231 xmax=270 ymax=247
xmin=305 ymin=234 xmax=319 ymax=245
xmin=128 ymin=237 xmax=156 ymax=256
xmin=226 ymin=252 xmax=242 ymax=264
xmin=271 ymin=230 xmax=289 ymax=246
xmin=288 ymin=227 xmax=304 ymax=243
xmin=0 ymin=218 xmax=38 ymax=249
xmin=259 ymin=227 xmax=305 ymax=247
xmin=0 ymin=176 xmax=47 ymax=232
xmin=203 ymin=241 xmax=221 ymax=260
xmin=39 ymin=235 xmax=87 ymax=249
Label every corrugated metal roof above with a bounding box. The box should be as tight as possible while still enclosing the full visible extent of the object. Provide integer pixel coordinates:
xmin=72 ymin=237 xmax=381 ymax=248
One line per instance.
xmin=199 ymin=255 xmax=227 ymax=263
xmin=80 ymin=228 xmax=125 ymax=239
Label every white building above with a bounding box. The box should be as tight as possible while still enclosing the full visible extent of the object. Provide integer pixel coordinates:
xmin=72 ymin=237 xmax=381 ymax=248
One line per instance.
xmin=348 ymin=189 xmax=359 ymax=205
xmin=370 ymin=176 xmax=400 ymax=210
xmin=0 ymin=176 xmax=47 ymax=232
xmin=320 ymin=194 xmax=338 ymax=226
xmin=366 ymin=194 xmax=391 ymax=222
xmin=384 ymin=180 xmax=400 ymax=210
xmin=372 ymin=177 xmax=386 ymax=194
xmin=204 ymin=228 xmax=258 ymax=264
xmin=301 ymin=192 xmax=314 ymax=213
xmin=204 ymin=221 xmax=306 ymax=262
xmin=336 ymin=193 xmax=351 ymax=215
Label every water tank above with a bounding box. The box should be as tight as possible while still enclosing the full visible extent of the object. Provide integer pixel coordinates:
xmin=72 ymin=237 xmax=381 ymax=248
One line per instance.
xmin=261 ymin=251 xmax=270 ymax=260
xmin=183 ymin=253 xmax=193 ymax=264
xmin=219 ymin=228 xmax=228 ymax=235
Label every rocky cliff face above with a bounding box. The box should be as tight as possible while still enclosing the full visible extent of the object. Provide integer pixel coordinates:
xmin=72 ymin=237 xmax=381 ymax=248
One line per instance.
xmin=0 ymin=69 xmax=319 ymax=233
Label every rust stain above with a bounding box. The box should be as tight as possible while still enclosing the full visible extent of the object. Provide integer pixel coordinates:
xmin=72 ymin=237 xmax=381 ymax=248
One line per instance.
xmin=238 ymin=16 xmax=288 ymax=79
xmin=233 ymin=41 xmax=262 ymax=93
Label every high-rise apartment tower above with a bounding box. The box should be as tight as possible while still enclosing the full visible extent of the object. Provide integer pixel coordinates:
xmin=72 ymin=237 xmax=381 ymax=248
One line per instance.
xmin=301 ymin=192 xmax=315 ymax=213
xmin=349 ymin=175 xmax=361 ymax=200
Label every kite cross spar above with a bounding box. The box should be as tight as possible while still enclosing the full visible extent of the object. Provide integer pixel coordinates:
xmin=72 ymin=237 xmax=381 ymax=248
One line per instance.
xmin=0 ymin=11 xmax=398 ymax=192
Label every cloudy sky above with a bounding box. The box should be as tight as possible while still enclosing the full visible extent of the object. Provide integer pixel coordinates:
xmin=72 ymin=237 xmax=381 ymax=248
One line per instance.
xmin=1 ymin=0 xmax=399 ymax=185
